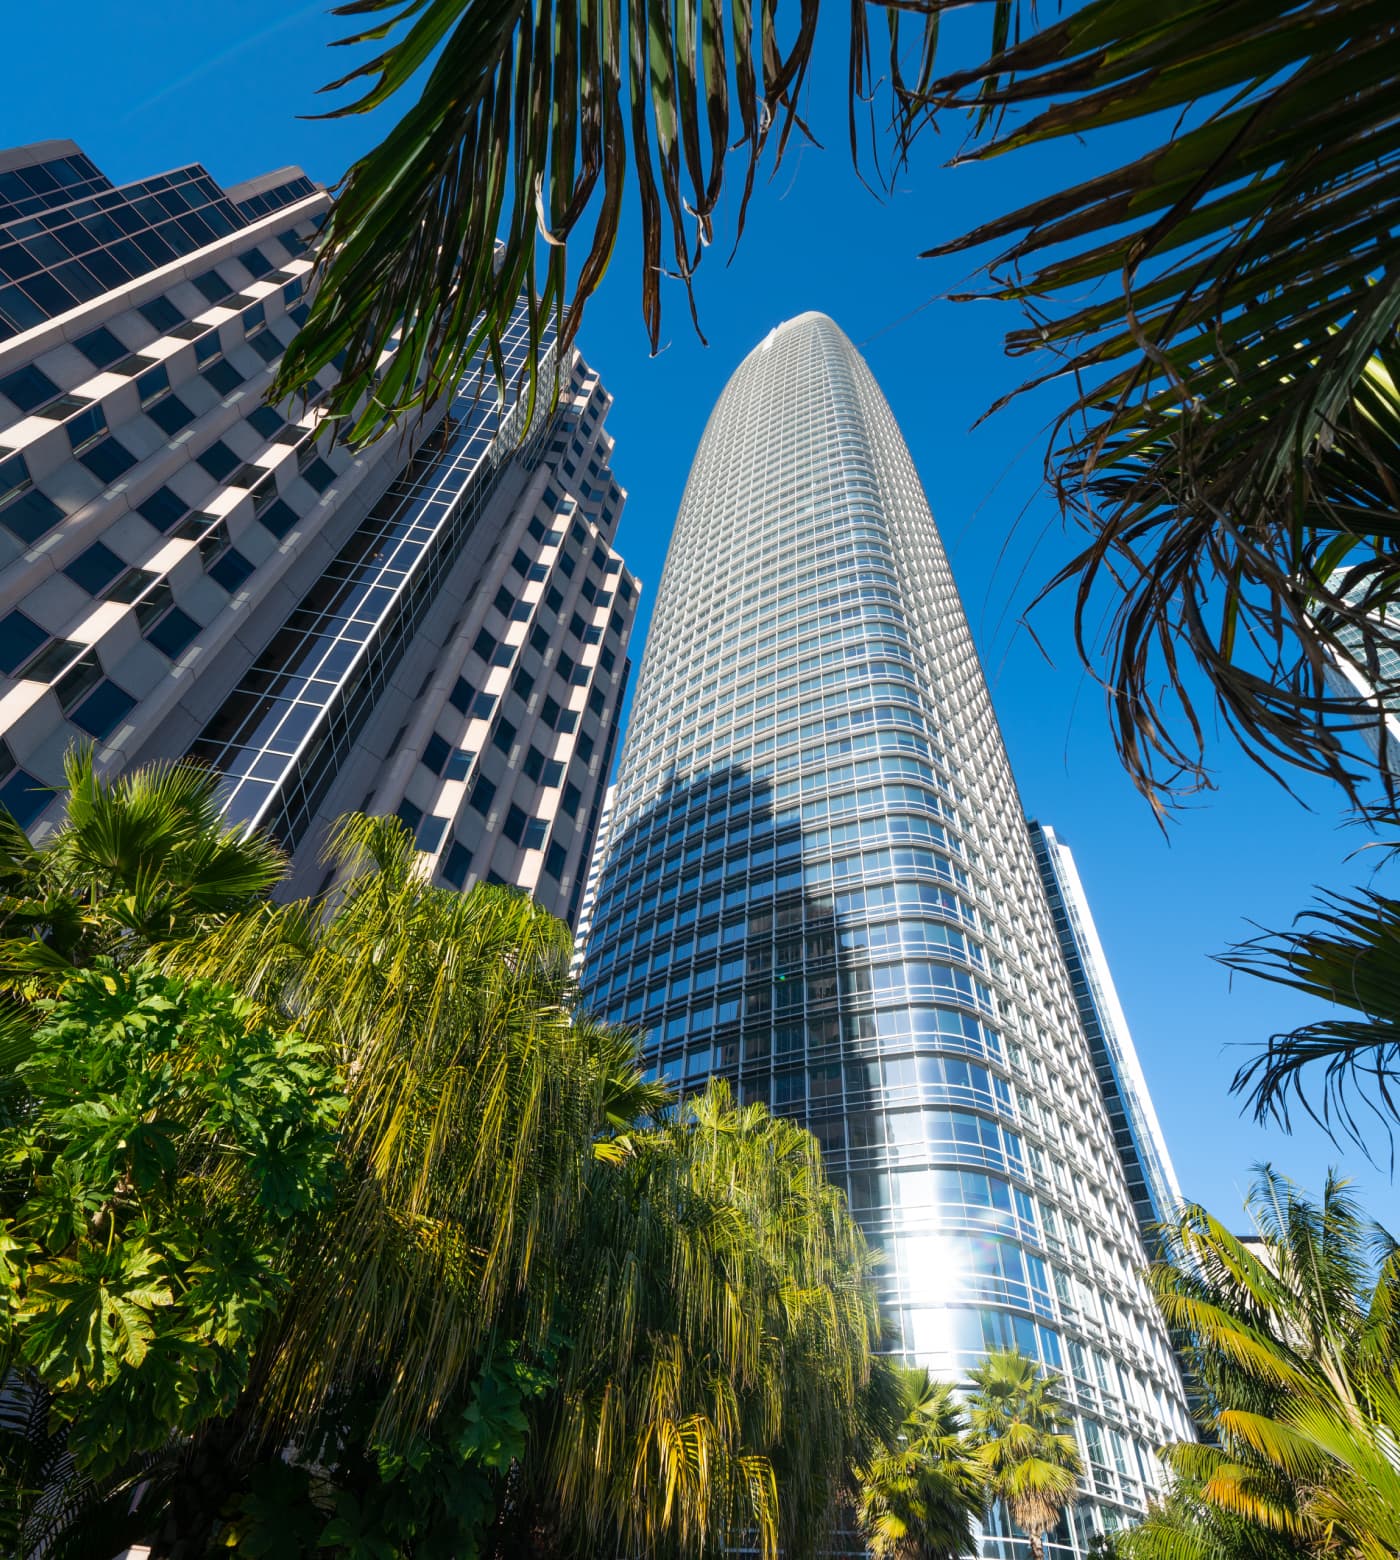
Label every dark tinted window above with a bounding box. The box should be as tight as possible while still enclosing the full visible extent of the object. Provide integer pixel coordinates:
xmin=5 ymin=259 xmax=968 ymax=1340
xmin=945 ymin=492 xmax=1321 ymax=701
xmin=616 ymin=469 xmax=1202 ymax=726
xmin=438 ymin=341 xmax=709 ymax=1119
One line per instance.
xmin=79 ymin=437 xmax=137 ymax=483
xmin=145 ymin=606 xmax=201 ymax=658
xmin=207 ymin=548 xmax=254 ymax=592
xmin=259 ymin=499 xmax=298 ymax=538
xmin=137 ymin=486 xmax=187 ymax=532
xmin=0 ymin=610 xmax=48 ymax=674
xmin=70 ymin=678 xmax=137 ymax=738
xmin=139 ymin=296 xmax=182 ymax=333
xmin=196 ymin=441 xmax=239 ymax=481
xmin=1 ymin=489 xmax=63 ymax=545
xmin=246 ymin=404 xmax=283 ymax=439
xmin=63 ymin=540 xmax=125 ymax=594
xmin=74 ymin=326 xmax=124 ymax=368
xmin=0 ymin=363 xmax=58 ymax=413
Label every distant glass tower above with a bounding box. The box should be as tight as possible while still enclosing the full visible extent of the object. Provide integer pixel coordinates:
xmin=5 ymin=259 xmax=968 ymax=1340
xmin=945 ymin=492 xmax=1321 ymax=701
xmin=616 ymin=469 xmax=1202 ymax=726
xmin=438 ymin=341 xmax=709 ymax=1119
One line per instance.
xmin=0 ymin=140 xmax=635 ymax=922
xmin=579 ymin=314 xmax=1193 ymax=1551
xmin=1027 ymin=822 xmax=1182 ymax=1250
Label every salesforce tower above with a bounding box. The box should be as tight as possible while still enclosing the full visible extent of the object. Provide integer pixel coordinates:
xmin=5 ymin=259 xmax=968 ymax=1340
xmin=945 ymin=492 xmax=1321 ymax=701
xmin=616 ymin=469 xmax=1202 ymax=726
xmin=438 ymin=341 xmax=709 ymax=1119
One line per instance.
xmin=578 ymin=313 xmax=1192 ymax=1555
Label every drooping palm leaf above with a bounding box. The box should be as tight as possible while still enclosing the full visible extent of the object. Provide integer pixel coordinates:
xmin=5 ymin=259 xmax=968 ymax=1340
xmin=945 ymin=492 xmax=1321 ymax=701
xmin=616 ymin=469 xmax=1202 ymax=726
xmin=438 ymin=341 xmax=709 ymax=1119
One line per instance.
xmin=920 ymin=0 xmax=1400 ymax=809
xmin=1222 ymin=887 xmax=1400 ymax=1153
xmin=270 ymin=0 xmax=997 ymax=442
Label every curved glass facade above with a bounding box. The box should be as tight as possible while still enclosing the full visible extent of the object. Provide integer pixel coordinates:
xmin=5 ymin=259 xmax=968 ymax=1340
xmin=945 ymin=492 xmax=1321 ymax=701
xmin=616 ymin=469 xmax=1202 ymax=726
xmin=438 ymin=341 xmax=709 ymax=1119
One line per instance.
xmin=578 ymin=314 xmax=1192 ymax=1552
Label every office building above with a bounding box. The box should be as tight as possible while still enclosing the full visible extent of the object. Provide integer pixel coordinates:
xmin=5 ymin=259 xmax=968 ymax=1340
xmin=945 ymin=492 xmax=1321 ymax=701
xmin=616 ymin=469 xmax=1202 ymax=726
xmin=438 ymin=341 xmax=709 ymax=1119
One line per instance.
xmin=0 ymin=140 xmax=635 ymax=919
xmin=578 ymin=313 xmax=1192 ymax=1550
xmin=1028 ymin=822 xmax=1182 ymax=1249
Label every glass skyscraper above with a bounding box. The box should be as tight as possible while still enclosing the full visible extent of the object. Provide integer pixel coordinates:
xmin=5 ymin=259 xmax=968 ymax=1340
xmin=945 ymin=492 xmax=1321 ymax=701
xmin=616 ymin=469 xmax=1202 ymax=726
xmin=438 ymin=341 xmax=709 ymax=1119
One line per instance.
xmin=1028 ymin=822 xmax=1182 ymax=1252
xmin=579 ymin=313 xmax=1192 ymax=1552
xmin=0 ymin=139 xmax=635 ymax=922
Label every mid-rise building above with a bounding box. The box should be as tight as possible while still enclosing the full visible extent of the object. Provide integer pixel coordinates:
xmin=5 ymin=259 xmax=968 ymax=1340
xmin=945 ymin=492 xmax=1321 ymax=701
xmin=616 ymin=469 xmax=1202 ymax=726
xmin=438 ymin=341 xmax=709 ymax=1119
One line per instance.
xmin=578 ymin=313 xmax=1193 ymax=1552
xmin=0 ymin=139 xmax=635 ymax=920
xmin=1028 ymin=822 xmax=1182 ymax=1250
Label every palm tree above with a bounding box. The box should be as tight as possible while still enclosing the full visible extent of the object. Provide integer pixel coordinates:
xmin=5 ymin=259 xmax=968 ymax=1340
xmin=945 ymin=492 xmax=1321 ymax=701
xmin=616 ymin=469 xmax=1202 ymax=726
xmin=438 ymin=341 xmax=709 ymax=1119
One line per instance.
xmin=1125 ymin=1166 xmax=1400 ymax=1560
xmin=964 ymin=1349 xmax=1082 ymax=1560
xmin=855 ymin=1369 xmax=986 ymax=1560
xmin=0 ymin=745 xmax=284 ymax=987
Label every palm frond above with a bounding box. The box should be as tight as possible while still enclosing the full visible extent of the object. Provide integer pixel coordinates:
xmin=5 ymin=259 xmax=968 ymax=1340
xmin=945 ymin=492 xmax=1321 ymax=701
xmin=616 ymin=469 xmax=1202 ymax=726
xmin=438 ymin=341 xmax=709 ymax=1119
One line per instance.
xmin=1223 ymin=888 xmax=1400 ymax=1155
xmin=270 ymin=0 xmax=1011 ymax=442
xmin=922 ymin=0 xmax=1400 ymax=810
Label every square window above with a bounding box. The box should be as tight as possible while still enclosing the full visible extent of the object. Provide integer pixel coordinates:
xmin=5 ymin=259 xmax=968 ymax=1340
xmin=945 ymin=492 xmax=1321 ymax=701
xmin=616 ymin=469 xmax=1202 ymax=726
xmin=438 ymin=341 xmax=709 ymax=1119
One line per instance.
xmin=136 ymin=485 xmax=187 ymax=532
xmin=503 ymin=804 xmax=527 ymax=845
xmin=0 ymin=766 xmax=49 ymax=829
xmin=1 ymin=489 xmax=63 ymax=545
xmin=544 ymin=840 xmax=567 ymax=881
xmin=191 ymin=269 xmax=230 ymax=304
xmin=449 ymin=677 xmax=472 ymax=713
xmin=147 ymin=394 xmax=195 ymax=436
xmin=522 ymin=819 xmax=547 ymax=850
xmin=79 ymin=437 xmax=137 ymax=484
xmin=492 ymin=718 xmax=517 ymax=755
xmin=444 ymin=748 xmax=472 ymax=781
xmin=259 ymin=498 xmax=298 ymax=538
xmin=0 ymin=363 xmax=58 ymax=413
xmin=207 ymin=548 xmax=255 ymax=592
xmin=397 ymin=797 xmax=423 ymax=831
xmin=70 ymin=677 xmax=136 ymax=739
xmin=63 ymin=540 xmax=125 ymax=594
xmin=529 ymin=625 xmax=549 ymax=656
xmin=246 ymin=404 xmax=283 ymax=439
xmin=196 ymin=440 xmax=239 ymax=481
xmin=471 ymin=692 xmax=496 ymax=719
xmin=443 ymin=840 xmax=471 ymax=889
xmin=300 ymin=457 xmax=336 ymax=494
xmin=493 ymin=585 xmax=514 ymax=617
xmin=74 ymin=326 xmax=125 ymax=369
xmin=144 ymin=606 xmax=201 ymax=658
xmin=469 ymin=776 xmax=496 ymax=816
xmin=203 ymin=358 xmax=242 ymax=396
xmin=139 ymin=296 xmax=182 ymax=333
xmin=523 ymin=746 xmax=544 ymax=782
xmin=545 ymin=586 xmax=563 ymax=614
xmin=472 ymin=628 xmax=496 ymax=662
xmin=0 ymin=610 xmax=48 ymax=675
xmin=422 ymin=732 xmax=451 ymax=775
xmin=248 ymin=332 xmax=282 ymax=364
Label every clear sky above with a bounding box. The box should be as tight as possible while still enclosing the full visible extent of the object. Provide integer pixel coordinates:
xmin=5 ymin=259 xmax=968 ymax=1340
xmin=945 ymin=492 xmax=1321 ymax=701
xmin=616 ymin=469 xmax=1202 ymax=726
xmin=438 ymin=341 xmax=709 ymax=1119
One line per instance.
xmin=8 ymin=0 xmax=1396 ymax=1227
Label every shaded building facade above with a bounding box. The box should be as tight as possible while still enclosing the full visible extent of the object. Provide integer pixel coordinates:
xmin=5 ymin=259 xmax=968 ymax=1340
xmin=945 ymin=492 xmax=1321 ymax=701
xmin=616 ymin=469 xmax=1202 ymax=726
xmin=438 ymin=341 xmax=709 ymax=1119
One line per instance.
xmin=0 ymin=140 xmax=634 ymax=920
xmin=578 ymin=314 xmax=1192 ymax=1550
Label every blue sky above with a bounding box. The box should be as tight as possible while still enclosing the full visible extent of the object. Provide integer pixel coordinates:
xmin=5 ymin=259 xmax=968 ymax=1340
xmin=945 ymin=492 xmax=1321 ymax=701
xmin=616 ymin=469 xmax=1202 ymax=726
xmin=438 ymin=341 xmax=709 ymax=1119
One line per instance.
xmin=10 ymin=0 xmax=1396 ymax=1226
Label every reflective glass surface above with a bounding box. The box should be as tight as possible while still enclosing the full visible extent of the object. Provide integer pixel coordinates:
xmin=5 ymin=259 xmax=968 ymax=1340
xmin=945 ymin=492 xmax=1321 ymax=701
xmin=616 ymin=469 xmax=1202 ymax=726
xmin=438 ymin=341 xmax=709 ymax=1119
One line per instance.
xmin=579 ymin=314 xmax=1193 ymax=1549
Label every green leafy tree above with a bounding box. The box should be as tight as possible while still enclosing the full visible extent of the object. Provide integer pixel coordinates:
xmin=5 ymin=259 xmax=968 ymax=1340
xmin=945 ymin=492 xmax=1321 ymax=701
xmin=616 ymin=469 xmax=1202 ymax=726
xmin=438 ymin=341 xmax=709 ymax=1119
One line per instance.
xmin=964 ymin=1348 xmax=1082 ymax=1560
xmin=525 ymin=1080 xmax=891 ymax=1560
xmin=0 ymin=966 xmax=344 ymax=1479
xmin=854 ymin=1370 xmax=986 ymax=1560
xmin=1125 ymin=1167 xmax=1400 ymax=1560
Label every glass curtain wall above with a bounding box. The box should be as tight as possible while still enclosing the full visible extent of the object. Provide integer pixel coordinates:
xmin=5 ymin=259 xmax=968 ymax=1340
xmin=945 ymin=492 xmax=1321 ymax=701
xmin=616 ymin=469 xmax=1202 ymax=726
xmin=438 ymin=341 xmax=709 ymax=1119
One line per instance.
xmin=579 ymin=313 xmax=1193 ymax=1553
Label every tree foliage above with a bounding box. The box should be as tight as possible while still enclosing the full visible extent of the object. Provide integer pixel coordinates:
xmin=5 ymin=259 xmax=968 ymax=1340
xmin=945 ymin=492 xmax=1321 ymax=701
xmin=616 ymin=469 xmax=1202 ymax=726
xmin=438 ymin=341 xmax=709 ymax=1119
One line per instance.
xmin=0 ymin=967 xmax=344 ymax=1480
xmin=854 ymin=1369 xmax=986 ymax=1560
xmin=964 ymin=1348 xmax=1082 ymax=1560
xmin=1125 ymin=1168 xmax=1400 ymax=1560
